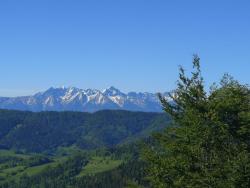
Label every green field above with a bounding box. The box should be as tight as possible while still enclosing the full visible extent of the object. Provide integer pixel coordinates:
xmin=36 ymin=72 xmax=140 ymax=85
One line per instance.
xmin=0 ymin=148 xmax=123 ymax=185
xmin=77 ymin=156 xmax=122 ymax=177
xmin=0 ymin=149 xmax=62 ymax=183
xmin=0 ymin=149 xmax=30 ymax=159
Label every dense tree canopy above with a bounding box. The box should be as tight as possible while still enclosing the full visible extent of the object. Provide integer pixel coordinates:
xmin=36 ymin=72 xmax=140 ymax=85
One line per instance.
xmin=0 ymin=110 xmax=169 ymax=152
xmin=143 ymin=56 xmax=250 ymax=188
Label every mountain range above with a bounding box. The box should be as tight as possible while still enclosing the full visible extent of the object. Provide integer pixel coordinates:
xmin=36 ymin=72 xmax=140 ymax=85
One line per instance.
xmin=0 ymin=86 xmax=168 ymax=112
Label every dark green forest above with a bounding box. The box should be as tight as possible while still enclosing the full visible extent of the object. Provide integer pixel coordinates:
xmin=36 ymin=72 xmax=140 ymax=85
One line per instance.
xmin=0 ymin=110 xmax=170 ymax=152
xmin=0 ymin=56 xmax=249 ymax=187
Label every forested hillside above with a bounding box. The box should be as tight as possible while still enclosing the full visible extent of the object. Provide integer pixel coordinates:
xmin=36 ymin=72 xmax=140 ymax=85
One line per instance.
xmin=0 ymin=110 xmax=170 ymax=152
xmin=0 ymin=110 xmax=170 ymax=187
xmin=0 ymin=143 xmax=148 ymax=188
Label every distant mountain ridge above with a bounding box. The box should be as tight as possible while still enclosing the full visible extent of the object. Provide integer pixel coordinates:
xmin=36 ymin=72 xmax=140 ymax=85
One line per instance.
xmin=0 ymin=86 xmax=168 ymax=112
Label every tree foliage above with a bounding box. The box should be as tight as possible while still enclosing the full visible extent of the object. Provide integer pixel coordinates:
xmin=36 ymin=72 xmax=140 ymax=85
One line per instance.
xmin=143 ymin=55 xmax=250 ymax=187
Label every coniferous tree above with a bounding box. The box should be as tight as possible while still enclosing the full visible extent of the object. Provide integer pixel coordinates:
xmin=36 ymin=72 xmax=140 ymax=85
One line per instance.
xmin=143 ymin=55 xmax=250 ymax=188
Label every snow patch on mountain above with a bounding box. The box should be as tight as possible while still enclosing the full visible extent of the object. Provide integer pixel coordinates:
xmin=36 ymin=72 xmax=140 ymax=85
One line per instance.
xmin=0 ymin=86 xmax=169 ymax=112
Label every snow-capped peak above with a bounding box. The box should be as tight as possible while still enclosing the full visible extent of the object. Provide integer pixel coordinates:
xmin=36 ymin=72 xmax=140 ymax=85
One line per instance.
xmin=0 ymin=86 xmax=167 ymax=112
xmin=103 ymin=86 xmax=125 ymax=97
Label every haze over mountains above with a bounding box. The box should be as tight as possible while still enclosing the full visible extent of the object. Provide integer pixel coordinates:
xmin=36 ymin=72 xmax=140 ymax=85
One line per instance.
xmin=0 ymin=86 xmax=167 ymax=112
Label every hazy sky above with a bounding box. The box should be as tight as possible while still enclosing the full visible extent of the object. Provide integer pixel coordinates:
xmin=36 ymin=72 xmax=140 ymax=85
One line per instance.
xmin=0 ymin=0 xmax=249 ymax=96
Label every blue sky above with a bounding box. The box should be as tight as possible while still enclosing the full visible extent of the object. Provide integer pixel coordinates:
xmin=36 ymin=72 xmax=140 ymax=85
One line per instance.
xmin=0 ymin=0 xmax=249 ymax=96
